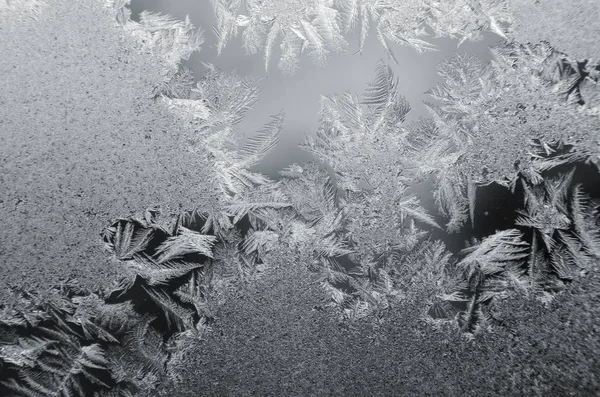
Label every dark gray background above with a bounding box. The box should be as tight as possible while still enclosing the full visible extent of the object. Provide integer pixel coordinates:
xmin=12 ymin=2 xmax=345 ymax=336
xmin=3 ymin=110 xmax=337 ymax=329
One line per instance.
xmin=131 ymin=0 xmax=502 ymax=177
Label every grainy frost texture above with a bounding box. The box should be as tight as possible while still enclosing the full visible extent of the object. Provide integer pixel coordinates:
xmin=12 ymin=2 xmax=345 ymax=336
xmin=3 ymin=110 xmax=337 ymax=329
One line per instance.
xmin=0 ymin=0 xmax=217 ymax=300
xmin=508 ymin=0 xmax=600 ymax=60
